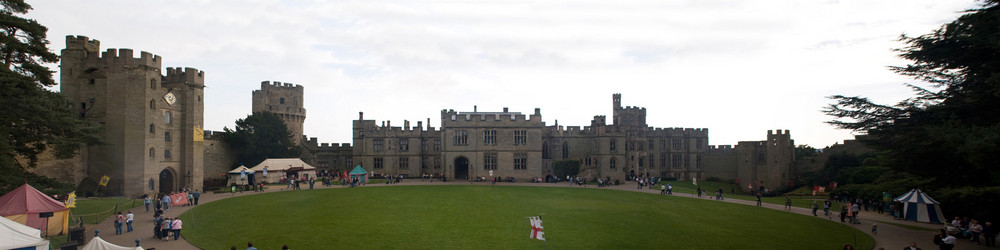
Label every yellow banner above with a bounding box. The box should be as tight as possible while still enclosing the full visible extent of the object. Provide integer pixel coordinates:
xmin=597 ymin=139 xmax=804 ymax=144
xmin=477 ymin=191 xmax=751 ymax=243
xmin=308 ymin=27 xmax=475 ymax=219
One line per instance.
xmin=65 ymin=192 xmax=77 ymax=208
xmin=99 ymin=175 xmax=110 ymax=186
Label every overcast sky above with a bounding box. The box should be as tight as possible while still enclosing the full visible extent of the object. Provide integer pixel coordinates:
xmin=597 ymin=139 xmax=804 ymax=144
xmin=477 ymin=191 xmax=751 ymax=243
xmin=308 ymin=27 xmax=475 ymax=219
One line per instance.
xmin=28 ymin=0 xmax=980 ymax=148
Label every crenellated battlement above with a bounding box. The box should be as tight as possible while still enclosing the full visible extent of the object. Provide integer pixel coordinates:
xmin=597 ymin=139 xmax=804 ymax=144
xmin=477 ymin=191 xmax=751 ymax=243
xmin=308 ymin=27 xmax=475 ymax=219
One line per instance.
xmin=203 ymin=130 xmax=228 ymax=140
xmin=259 ymin=80 xmax=303 ymax=90
xmin=65 ymin=35 xmax=99 ymax=52
xmin=439 ymin=108 xmax=542 ymax=124
xmin=164 ymin=67 xmax=205 ymax=85
xmin=646 ymin=127 xmax=709 ymax=137
xmin=304 ymin=136 xmax=353 ymax=149
xmin=708 ymin=145 xmax=735 ymax=153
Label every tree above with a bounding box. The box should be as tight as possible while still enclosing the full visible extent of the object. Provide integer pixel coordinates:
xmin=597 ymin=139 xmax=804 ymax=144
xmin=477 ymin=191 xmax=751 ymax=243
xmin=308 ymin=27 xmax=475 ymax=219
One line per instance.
xmin=222 ymin=112 xmax=301 ymax=168
xmin=824 ymin=1 xmax=1000 ymax=187
xmin=1 ymin=0 xmax=101 ymax=191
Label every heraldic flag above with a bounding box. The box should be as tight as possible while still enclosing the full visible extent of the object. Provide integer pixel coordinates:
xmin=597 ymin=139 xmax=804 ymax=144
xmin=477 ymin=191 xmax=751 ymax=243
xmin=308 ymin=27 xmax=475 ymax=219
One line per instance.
xmin=529 ymin=216 xmax=545 ymax=241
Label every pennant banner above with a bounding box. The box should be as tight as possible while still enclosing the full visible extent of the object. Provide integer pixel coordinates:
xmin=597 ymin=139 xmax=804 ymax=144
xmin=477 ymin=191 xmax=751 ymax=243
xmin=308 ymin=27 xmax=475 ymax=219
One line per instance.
xmin=65 ymin=192 xmax=77 ymax=208
xmin=529 ymin=216 xmax=545 ymax=241
xmin=99 ymin=175 xmax=110 ymax=187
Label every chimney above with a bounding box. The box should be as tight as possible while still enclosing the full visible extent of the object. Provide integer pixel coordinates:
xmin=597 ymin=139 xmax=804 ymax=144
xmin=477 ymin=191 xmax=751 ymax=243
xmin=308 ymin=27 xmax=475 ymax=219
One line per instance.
xmin=474 ymin=105 xmax=477 ymax=112
xmin=503 ymin=107 xmax=509 ymax=113
xmin=359 ymin=112 xmax=364 ymax=120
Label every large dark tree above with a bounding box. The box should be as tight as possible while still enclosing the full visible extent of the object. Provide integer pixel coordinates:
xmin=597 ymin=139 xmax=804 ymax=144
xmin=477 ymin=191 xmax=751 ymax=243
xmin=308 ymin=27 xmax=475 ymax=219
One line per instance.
xmin=824 ymin=1 xmax=1000 ymax=187
xmin=0 ymin=0 xmax=100 ymax=193
xmin=222 ymin=112 xmax=301 ymax=168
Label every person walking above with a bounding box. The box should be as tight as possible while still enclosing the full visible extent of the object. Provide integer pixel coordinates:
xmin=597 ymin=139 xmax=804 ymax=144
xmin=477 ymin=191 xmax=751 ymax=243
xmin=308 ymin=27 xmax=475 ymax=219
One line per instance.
xmin=660 ymin=185 xmax=666 ymax=195
xmin=755 ymin=193 xmax=762 ymax=207
xmin=126 ymin=210 xmax=134 ymax=232
xmin=784 ymin=195 xmax=792 ymax=211
xmin=143 ymin=195 xmax=151 ymax=213
xmin=984 ymin=222 xmax=996 ymax=247
xmin=811 ymin=201 xmax=818 ymax=216
xmin=161 ymin=194 xmax=171 ymax=210
xmin=171 ymin=217 xmax=183 ymax=240
xmin=160 ymin=217 xmax=172 ymax=240
xmin=193 ymin=190 xmax=200 ymax=205
xmin=970 ymin=220 xmax=983 ymax=244
xmin=113 ymin=212 xmax=124 ymax=235
xmin=823 ymin=199 xmax=831 ymax=216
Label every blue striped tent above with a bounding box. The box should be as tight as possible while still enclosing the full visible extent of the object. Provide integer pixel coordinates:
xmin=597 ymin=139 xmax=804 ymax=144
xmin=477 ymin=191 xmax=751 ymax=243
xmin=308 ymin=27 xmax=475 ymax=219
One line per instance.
xmin=893 ymin=189 xmax=945 ymax=223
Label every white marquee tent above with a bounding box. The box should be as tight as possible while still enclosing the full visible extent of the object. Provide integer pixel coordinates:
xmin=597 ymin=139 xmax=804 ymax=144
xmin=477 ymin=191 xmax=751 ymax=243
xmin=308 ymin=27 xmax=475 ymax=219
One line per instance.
xmin=249 ymin=158 xmax=317 ymax=183
xmin=894 ymin=189 xmax=945 ymax=223
xmin=227 ymin=165 xmax=255 ymax=185
xmin=81 ymin=236 xmax=143 ymax=250
xmin=0 ymin=215 xmax=49 ymax=250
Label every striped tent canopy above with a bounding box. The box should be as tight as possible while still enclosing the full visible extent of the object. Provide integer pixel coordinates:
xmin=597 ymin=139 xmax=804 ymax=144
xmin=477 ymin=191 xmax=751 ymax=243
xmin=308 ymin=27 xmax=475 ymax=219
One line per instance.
xmin=894 ymin=189 xmax=945 ymax=223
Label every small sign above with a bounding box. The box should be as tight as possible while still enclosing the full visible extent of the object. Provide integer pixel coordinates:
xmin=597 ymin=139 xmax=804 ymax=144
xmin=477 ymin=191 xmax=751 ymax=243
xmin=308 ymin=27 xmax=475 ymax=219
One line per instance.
xmin=163 ymin=92 xmax=177 ymax=105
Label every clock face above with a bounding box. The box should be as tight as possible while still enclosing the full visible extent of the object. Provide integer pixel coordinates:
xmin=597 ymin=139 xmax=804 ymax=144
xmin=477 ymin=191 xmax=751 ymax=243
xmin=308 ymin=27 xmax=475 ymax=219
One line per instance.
xmin=164 ymin=92 xmax=177 ymax=105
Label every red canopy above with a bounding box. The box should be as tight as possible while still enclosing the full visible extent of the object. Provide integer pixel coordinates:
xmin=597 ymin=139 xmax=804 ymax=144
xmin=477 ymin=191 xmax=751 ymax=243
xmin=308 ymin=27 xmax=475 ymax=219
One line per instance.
xmin=0 ymin=183 xmax=68 ymax=216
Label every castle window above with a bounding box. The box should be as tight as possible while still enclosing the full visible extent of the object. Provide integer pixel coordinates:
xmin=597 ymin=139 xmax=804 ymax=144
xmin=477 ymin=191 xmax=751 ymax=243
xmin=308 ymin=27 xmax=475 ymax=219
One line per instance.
xmin=671 ymin=139 xmax=682 ymax=150
xmin=89 ymin=78 xmax=95 ymax=85
xmin=562 ymin=143 xmax=569 ymax=159
xmin=434 ymin=157 xmax=441 ymax=169
xmin=164 ymin=149 xmax=172 ymax=159
xmin=453 ymin=130 xmax=468 ymax=146
xmin=149 ymin=124 xmax=155 ymax=134
xmin=398 ymin=157 xmax=409 ymax=169
xmin=638 ymin=157 xmax=644 ymax=168
xmin=164 ymin=111 xmax=172 ymax=124
xmin=421 ymin=157 xmax=428 ymax=169
xmin=399 ymin=138 xmax=409 ymax=152
xmin=514 ymin=153 xmax=527 ymax=170
xmin=280 ymin=98 xmax=285 ymax=104
xmin=346 ymin=157 xmax=353 ymax=168
xmin=483 ymin=152 xmax=497 ymax=170
xmin=610 ymin=157 xmax=617 ymax=169
xmin=149 ymin=100 xmax=155 ymax=109
xmin=373 ymin=139 xmax=384 ymax=152
xmin=649 ymin=140 xmax=655 ymax=150
xmin=542 ymin=142 xmax=550 ymax=159
xmin=513 ymin=130 xmax=527 ymax=145
xmin=585 ymin=156 xmax=592 ymax=166
xmin=164 ymin=131 xmax=171 ymax=142
xmin=671 ymin=154 xmax=682 ymax=169
xmin=660 ymin=153 xmax=667 ymax=168
xmin=610 ymin=139 xmax=617 ymax=152
xmin=421 ymin=139 xmax=428 ymax=151
xmin=149 ymin=148 xmax=155 ymax=158
xmin=483 ymin=130 xmax=496 ymax=145
xmin=150 ymin=79 xmax=156 ymax=90
xmin=696 ymin=138 xmax=704 ymax=150
xmin=374 ymin=157 xmax=383 ymax=169
xmin=433 ymin=139 xmax=441 ymax=151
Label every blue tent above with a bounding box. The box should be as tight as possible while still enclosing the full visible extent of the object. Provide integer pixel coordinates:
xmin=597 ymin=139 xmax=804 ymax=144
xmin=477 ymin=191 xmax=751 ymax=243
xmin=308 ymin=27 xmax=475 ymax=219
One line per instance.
xmin=349 ymin=165 xmax=368 ymax=183
xmin=894 ymin=189 xmax=945 ymax=223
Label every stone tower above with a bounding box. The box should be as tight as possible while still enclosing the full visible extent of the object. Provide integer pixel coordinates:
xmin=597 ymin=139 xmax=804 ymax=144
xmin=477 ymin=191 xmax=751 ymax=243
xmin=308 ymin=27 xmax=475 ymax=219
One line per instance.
xmin=251 ymin=81 xmax=305 ymax=144
xmin=737 ymin=130 xmax=794 ymax=191
xmin=60 ymin=35 xmax=205 ymax=197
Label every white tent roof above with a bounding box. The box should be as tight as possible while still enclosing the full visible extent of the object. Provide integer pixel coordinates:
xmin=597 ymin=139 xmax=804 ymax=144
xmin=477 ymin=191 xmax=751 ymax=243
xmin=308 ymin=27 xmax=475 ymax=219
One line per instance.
xmin=228 ymin=165 xmax=255 ymax=174
xmin=0 ymin=215 xmax=49 ymax=250
xmin=81 ymin=236 xmax=144 ymax=250
xmin=249 ymin=158 xmax=316 ymax=172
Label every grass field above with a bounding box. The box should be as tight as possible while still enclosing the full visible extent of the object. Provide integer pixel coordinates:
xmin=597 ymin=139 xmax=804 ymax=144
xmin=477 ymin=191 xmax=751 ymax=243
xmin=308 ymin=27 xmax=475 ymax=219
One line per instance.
xmin=181 ymin=185 xmax=872 ymax=249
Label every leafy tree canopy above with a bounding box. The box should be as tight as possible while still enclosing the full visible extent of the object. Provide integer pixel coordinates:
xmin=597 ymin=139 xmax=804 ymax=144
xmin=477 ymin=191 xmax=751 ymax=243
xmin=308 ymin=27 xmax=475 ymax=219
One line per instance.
xmin=824 ymin=1 xmax=1000 ymax=187
xmin=1 ymin=0 xmax=100 ymax=191
xmin=221 ymin=112 xmax=301 ymax=168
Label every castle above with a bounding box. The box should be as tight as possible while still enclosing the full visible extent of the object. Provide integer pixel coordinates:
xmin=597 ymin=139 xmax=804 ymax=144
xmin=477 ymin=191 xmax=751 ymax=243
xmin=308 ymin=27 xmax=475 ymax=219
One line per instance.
xmin=57 ymin=36 xmax=205 ymax=197
xmin=31 ymin=36 xmax=805 ymax=197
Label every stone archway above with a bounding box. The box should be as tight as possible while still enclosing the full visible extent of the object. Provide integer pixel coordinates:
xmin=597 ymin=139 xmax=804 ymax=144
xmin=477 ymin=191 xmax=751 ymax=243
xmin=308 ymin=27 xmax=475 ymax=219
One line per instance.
xmin=454 ymin=157 xmax=469 ymax=181
xmin=159 ymin=168 xmax=175 ymax=193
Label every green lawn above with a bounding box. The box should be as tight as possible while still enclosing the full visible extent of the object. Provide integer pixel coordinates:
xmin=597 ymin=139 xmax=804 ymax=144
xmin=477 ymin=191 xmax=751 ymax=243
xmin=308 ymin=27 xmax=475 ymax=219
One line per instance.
xmin=181 ymin=185 xmax=873 ymax=249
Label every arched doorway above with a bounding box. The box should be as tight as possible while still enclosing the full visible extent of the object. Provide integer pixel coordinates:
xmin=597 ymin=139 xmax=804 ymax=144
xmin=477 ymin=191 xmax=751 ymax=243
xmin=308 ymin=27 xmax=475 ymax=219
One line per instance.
xmin=454 ymin=157 xmax=469 ymax=181
xmin=159 ymin=168 xmax=175 ymax=193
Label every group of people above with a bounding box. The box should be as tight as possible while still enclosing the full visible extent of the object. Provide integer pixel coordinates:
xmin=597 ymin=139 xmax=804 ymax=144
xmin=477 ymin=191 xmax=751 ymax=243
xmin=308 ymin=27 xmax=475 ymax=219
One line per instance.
xmin=154 ymin=215 xmax=183 ymax=241
xmin=112 ymin=210 xmax=133 ymax=235
xmin=237 ymin=242 xmax=291 ymax=250
xmin=944 ymin=216 xmax=997 ymax=247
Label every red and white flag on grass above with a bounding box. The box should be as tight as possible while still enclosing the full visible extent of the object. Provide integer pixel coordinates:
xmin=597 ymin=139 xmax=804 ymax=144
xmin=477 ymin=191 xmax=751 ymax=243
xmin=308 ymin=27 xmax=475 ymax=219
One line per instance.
xmin=529 ymin=216 xmax=545 ymax=241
